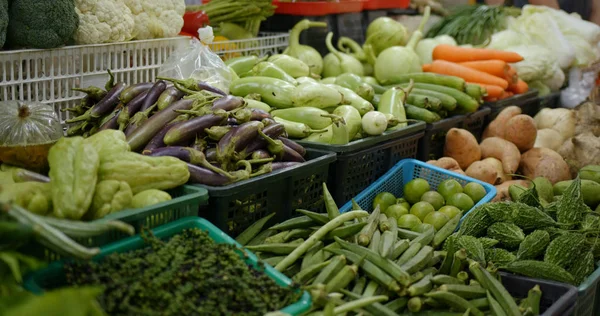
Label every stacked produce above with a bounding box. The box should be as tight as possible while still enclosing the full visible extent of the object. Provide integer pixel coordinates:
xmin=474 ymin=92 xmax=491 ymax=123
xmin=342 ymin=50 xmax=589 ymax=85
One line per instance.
xmin=235 ymin=184 xmax=547 ymax=315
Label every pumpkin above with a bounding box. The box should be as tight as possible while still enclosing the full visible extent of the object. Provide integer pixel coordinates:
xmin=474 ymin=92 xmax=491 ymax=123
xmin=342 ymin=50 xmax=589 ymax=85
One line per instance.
xmin=0 ymin=101 xmax=63 ymax=171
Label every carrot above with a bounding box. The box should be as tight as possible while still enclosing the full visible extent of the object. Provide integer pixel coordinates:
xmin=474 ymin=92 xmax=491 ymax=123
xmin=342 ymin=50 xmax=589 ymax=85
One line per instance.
xmin=484 ymin=96 xmax=498 ymax=102
xmin=469 ymin=83 xmax=504 ymax=99
xmin=426 ymin=60 xmax=509 ymax=89
xmin=459 ymin=60 xmax=509 ymax=78
xmin=432 ymin=44 xmax=524 ymax=63
xmin=508 ymin=79 xmax=528 ymax=94
xmin=499 ymin=91 xmax=514 ymax=100
xmin=422 ymin=64 xmax=432 ymax=72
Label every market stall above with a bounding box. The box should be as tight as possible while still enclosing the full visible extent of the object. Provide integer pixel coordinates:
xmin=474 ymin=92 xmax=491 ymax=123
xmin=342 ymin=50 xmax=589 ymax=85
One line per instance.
xmin=1 ymin=0 xmax=600 ymax=315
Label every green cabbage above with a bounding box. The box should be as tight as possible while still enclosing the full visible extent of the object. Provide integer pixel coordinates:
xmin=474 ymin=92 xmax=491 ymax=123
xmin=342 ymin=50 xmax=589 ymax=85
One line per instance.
xmin=504 ymin=45 xmax=565 ymax=91
xmin=486 ymin=29 xmax=524 ymax=50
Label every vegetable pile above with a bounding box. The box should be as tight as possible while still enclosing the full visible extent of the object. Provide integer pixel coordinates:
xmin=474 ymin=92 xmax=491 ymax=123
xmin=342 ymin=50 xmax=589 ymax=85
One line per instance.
xmin=63 ymin=71 xmax=311 ymax=186
xmin=64 ymin=227 xmax=302 ymax=315
xmin=235 ymin=184 xmax=547 ymax=315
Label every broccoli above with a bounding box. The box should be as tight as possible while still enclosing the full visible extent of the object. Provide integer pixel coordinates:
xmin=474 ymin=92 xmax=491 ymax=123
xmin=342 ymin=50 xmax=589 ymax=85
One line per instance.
xmin=0 ymin=0 xmax=7 ymax=48
xmin=6 ymin=0 xmax=79 ymax=49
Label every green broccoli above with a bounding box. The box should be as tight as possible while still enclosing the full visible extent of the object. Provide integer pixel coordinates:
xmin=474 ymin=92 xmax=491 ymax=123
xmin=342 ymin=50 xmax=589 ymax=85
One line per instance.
xmin=0 ymin=0 xmax=7 ymax=48
xmin=6 ymin=0 xmax=78 ymax=49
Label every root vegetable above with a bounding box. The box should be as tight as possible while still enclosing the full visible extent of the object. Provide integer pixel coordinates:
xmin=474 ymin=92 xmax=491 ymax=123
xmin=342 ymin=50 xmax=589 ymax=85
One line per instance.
xmin=533 ymin=108 xmax=576 ymax=140
xmin=450 ymin=168 xmax=466 ymax=176
xmin=558 ymin=132 xmax=600 ymax=178
xmin=465 ymin=160 xmax=498 ymax=185
xmin=575 ymin=102 xmax=600 ymax=137
xmin=504 ymin=114 xmax=537 ymax=152
xmin=493 ymin=180 xmax=531 ymax=202
xmin=480 ymin=137 xmax=521 ymax=174
xmin=482 ymin=106 xmax=521 ymax=139
xmin=482 ymin=157 xmax=509 ymax=184
xmin=426 ymin=157 xmax=460 ymax=170
xmin=520 ymin=148 xmax=571 ymax=185
xmin=444 ymin=128 xmax=481 ymax=170
xmin=534 ymin=128 xmax=564 ymax=151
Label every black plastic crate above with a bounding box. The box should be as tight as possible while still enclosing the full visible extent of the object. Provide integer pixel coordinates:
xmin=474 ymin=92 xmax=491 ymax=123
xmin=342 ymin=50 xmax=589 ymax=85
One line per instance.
xmin=296 ymin=123 xmax=425 ymax=206
xmin=500 ymin=272 xmax=578 ymax=316
xmin=336 ymin=12 xmax=364 ymax=45
xmin=520 ymin=91 xmax=543 ymax=117
xmin=361 ymin=10 xmax=387 ymax=33
xmin=196 ymin=149 xmax=336 ymax=237
xmin=261 ymin=15 xmax=334 ymax=56
xmin=485 ymin=90 xmax=538 ymax=124
xmin=416 ymin=115 xmax=465 ymax=162
xmin=460 ymin=107 xmax=491 ymax=141
xmin=539 ymin=92 xmax=561 ymax=109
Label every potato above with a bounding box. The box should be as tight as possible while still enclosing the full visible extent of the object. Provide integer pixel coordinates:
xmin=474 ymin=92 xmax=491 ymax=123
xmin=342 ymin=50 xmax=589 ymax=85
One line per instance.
xmin=493 ymin=180 xmax=531 ymax=202
xmin=444 ymin=128 xmax=481 ymax=170
xmin=482 ymin=157 xmax=510 ymax=184
xmin=504 ymin=114 xmax=537 ymax=152
xmin=520 ymin=147 xmax=571 ymax=185
xmin=480 ymin=137 xmax=521 ymax=174
xmin=465 ymin=161 xmax=498 ymax=185
xmin=426 ymin=157 xmax=460 ymax=170
xmin=483 ymin=106 xmax=521 ymax=139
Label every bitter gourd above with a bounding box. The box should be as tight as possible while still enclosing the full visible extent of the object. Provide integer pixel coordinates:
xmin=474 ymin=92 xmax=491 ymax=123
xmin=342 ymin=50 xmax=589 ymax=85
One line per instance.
xmin=544 ymin=233 xmax=585 ymax=269
xmin=486 ymin=222 xmax=525 ymax=249
xmin=504 ymin=260 xmax=576 ymax=285
xmin=556 ymin=177 xmax=590 ymax=228
xmin=569 ymin=250 xmax=595 ymax=285
xmin=484 ymin=248 xmax=516 ymax=266
xmin=458 ymin=204 xmax=493 ymax=237
xmin=516 ymin=230 xmax=550 ymax=260
xmin=478 ymin=237 xmax=499 ymax=249
xmin=510 ymin=202 xmax=557 ymax=231
xmin=485 ymin=202 xmax=513 ymax=222
xmin=456 ymin=235 xmax=486 ymax=264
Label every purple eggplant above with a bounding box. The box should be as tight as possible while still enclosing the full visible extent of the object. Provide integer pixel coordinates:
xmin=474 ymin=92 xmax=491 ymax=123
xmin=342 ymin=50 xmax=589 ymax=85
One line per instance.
xmin=156 ymin=77 xmax=227 ymax=96
xmin=216 ymin=121 xmax=264 ymax=163
xmin=127 ymin=99 xmax=194 ymax=152
xmin=251 ymin=150 xmax=271 ymax=160
xmin=145 ymin=146 xmax=233 ymax=177
xmin=205 ymin=126 xmax=232 ymax=141
xmin=142 ymin=122 xmax=179 ymax=153
xmin=226 ymin=117 xmax=239 ymax=126
xmin=67 ymin=82 xmax=126 ymax=123
xmin=163 ymin=111 xmax=228 ymax=146
xmin=278 ymin=136 xmax=306 ymax=157
xmin=258 ymin=130 xmax=305 ymax=163
xmin=72 ymin=86 xmax=107 ymax=101
xmin=250 ymin=109 xmax=271 ymax=121
xmin=211 ymin=95 xmax=244 ymax=111
xmin=261 ymin=118 xmax=277 ymax=126
xmin=157 ymin=86 xmax=185 ymax=110
xmin=119 ymin=82 xmax=153 ymax=103
xmin=98 ymin=108 xmax=121 ymax=131
xmin=240 ymin=123 xmax=286 ymax=157
xmin=187 ymin=164 xmax=231 ymax=186
xmin=272 ymin=162 xmax=302 ymax=170
xmin=118 ymin=90 xmax=149 ymax=130
xmin=205 ymin=148 xmax=218 ymax=162
xmin=140 ymin=80 xmax=167 ymax=111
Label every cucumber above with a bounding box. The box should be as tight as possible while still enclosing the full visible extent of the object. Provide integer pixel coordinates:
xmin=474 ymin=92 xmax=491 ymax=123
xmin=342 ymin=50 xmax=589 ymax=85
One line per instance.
xmin=407 ymin=93 xmax=442 ymax=111
xmin=465 ymin=83 xmax=485 ymax=101
xmin=406 ymin=83 xmax=479 ymax=113
xmin=405 ymin=104 xmax=442 ymax=123
xmin=409 ymin=88 xmax=457 ymax=111
xmin=389 ymin=73 xmax=466 ymax=91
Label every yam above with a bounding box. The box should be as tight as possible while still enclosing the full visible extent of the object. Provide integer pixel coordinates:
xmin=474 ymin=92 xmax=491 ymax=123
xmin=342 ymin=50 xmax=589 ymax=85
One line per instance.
xmin=520 ymin=147 xmax=571 ymax=185
xmin=426 ymin=157 xmax=461 ymax=170
xmin=493 ymin=180 xmax=531 ymax=202
xmin=450 ymin=168 xmax=466 ymax=176
xmin=482 ymin=157 xmax=510 ymax=184
xmin=480 ymin=137 xmax=521 ymax=174
xmin=575 ymin=102 xmax=600 ymax=137
xmin=534 ymin=128 xmax=564 ymax=152
xmin=444 ymin=128 xmax=481 ymax=170
xmin=558 ymin=132 xmax=600 ymax=178
xmin=465 ymin=161 xmax=498 ymax=185
xmin=483 ymin=106 xmax=521 ymax=139
xmin=504 ymin=114 xmax=537 ymax=152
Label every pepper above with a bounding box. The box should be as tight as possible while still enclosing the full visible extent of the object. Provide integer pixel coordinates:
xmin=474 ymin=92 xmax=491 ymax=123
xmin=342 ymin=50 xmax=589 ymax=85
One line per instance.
xmin=49 ymin=137 xmax=100 ymax=220
xmin=181 ymin=11 xmax=210 ymax=38
xmin=85 ymin=180 xmax=133 ymax=220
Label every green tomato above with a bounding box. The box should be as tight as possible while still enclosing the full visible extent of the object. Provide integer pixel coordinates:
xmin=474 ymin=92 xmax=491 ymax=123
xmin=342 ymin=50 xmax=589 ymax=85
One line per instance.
xmin=463 ymin=182 xmax=487 ymax=203
xmin=437 ymin=179 xmax=463 ymax=201
xmin=404 ymin=178 xmax=431 ymax=204
xmin=384 ymin=204 xmax=409 ymax=220
xmin=446 ymin=193 xmax=475 ymax=212
xmin=424 ymin=211 xmax=450 ymax=231
xmin=420 ymin=191 xmax=445 ymax=210
xmin=439 ymin=205 xmax=462 ymax=220
xmin=410 ymin=201 xmax=435 ymax=221
xmin=373 ymin=192 xmax=397 ymax=213
xmin=398 ymin=214 xmax=422 ymax=230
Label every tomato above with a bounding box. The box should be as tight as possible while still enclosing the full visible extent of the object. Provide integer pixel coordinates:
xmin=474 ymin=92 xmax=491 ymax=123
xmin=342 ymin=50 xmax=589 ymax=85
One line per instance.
xmin=182 ymin=11 xmax=210 ymax=38
xmin=464 ymin=182 xmax=487 ymax=203
xmin=420 ymin=191 xmax=445 ymax=210
xmin=404 ymin=178 xmax=431 ymax=204
xmin=424 ymin=211 xmax=450 ymax=231
xmin=410 ymin=201 xmax=435 ymax=221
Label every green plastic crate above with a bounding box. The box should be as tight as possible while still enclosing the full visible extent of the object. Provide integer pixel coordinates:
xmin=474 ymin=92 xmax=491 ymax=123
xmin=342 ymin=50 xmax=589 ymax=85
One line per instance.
xmin=27 ymin=185 xmax=208 ymax=262
xmin=24 ymin=217 xmax=311 ymax=315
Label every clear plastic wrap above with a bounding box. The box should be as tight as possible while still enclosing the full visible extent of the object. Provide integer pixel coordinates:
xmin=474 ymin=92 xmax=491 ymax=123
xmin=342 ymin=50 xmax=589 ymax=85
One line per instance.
xmin=561 ymin=68 xmax=598 ymax=109
xmin=158 ymin=26 xmax=233 ymax=94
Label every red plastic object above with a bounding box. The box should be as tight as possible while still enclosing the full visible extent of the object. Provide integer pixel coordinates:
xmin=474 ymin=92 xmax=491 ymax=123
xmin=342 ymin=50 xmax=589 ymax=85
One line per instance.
xmin=363 ymin=0 xmax=409 ymax=10
xmin=273 ymin=0 xmax=365 ymax=16
xmin=181 ymin=11 xmax=210 ymax=38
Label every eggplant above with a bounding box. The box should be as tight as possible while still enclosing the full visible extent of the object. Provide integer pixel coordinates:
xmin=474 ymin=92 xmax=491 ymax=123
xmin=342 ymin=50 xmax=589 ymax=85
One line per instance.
xmin=163 ymin=111 xmax=229 ymax=146
xmin=142 ymin=122 xmax=179 ymax=153
xmin=251 ymin=150 xmax=271 ymax=160
xmin=191 ymin=138 xmax=208 ymax=153
xmin=281 ymin=144 xmax=306 ymax=162
xmin=241 ymin=123 xmax=286 ymax=156
xmin=145 ymin=147 xmax=232 ymax=177
xmin=216 ymin=121 xmax=268 ymax=164
xmin=250 ymin=109 xmax=271 ymax=121
xmin=157 ymin=86 xmax=185 ymax=110
xmin=205 ymin=126 xmax=233 ymax=141
xmin=118 ymin=90 xmax=149 ymax=130
xmin=156 ymin=77 xmax=227 ymax=96
xmin=272 ymin=162 xmax=302 ymax=170
xmin=119 ymin=82 xmax=154 ymax=103
xmin=67 ymin=82 xmax=126 ymax=123
xmin=140 ymin=80 xmax=167 ymax=111
xmin=258 ymin=129 xmax=305 ymax=163
xmin=226 ymin=117 xmax=239 ymax=126
xmin=72 ymin=86 xmax=107 ymax=101
xmin=98 ymin=109 xmax=121 ymax=131
xmin=261 ymin=118 xmax=277 ymax=126
xmin=211 ymin=95 xmax=244 ymax=111
xmin=187 ymin=164 xmax=231 ymax=186
xmin=127 ymin=99 xmax=195 ymax=152
xmin=205 ymin=148 xmax=218 ymax=162
xmin=278 ymin=136 xmax=306 ymax=157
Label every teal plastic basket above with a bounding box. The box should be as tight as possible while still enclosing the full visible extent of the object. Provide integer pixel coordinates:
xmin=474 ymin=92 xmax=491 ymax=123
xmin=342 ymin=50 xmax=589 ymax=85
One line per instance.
xmin=27 ymin=185 xmax=209 ymax=262
xmin=24 ymin=217 xmax=311 ymax=316
xmin=339 ymin=159 xmax=497 ymax=221
xmin=571 ymin=262 xmax=600 ymax=316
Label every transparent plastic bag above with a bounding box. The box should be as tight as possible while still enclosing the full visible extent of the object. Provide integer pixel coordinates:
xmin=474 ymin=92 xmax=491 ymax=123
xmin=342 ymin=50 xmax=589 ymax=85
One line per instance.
xmin=158 ymin=26 xmax=233 ymax=94
xmin=561 ymin=67 xmax=597 ymax=109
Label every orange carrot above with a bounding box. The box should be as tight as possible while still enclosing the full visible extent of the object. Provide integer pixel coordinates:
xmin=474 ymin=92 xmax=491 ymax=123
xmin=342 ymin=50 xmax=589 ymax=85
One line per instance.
xmin=499 ymin=91 xmax=514 ymax=100
xmin=505 ymin=66 xmax=518 ymax=84
xmin=459 ymin=60 xmax=509 ymax=78
xmin=508 ymin=79 xmax=529 ymax=94
xmin=426 ymin=60 xmax=509 ymax=89
xmin=469 ymin=83 xmax=504 ymax=99
xmin=422 ymin=64 xmax=432 ymax=72
xmin=484 ymin=96 xmax=498 ymax=102
xmin=432 ymin=44 xmax=524 ymax=63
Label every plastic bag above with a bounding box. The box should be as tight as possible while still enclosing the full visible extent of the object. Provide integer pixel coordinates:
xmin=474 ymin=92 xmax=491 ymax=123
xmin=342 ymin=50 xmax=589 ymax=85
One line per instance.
xmin=561 ymin=68 xmax=597 ymax=109
xmin=158 ymin=26 xmax=233 ymax=94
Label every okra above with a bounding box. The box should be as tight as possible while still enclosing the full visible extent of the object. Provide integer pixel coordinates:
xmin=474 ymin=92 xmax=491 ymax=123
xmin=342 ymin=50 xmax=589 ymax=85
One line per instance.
xmin=352 ymin=277 xmax=367 ymax=294
xmin=381 ymin=218 xmax=398 ymax=259
xmin=420 ymin=267 xmax=438 ymax=277
xmin=295 ymin=209 xmax=330 ymax=225
xmin=322 ymin=183 xmax=340 ymax=220
xmin=301 ymin=241 xmax=325 ymax=270
xmin=439 ymin=284 xmax=487 ymax=299
xmin=379 ymin=213 xmax=390 ymax=232
xmin=397 ymin=242 xmax=423 ymax=266
xmin=363 ymin=280 xmax=380 ymax=297
xmin=487 ymin=291 xmax=507 ymax=316
xmin=469 ymin=297 xmax=490 ymax=310
xmin=433 ymin=213 xmax=461 ymax=248
xmin=235 ymin=212 xmax=275 ymax=245
xmin=456 ymin=271 xmax=469 ymax=282
xmin=312 ymin=255 xmax=346 ymax=285
xmin=325 ymin=264 xmax=358 ymax=293
xmin=424 ymin=291 xmax=484 ymax=316
xmin=410 ymin=271 xmax=425 ymax=284
xmin=325 ymin=222 xmax=367 ymax=240
xmin=469 ymin=280 xmax=481 ymax=287
xmin=408 ymin=274 xmax=433 ymax=297
xmin=245 ymin=242 xmax=299 ymax=255
xmin=284 ymin=228 xmax=313 ymax=242
xmin=398 ymin=228 xmax=421 ymax=240
xmin=390 ymin=239 xmax=410 ymax=260
xmin=328 ymin=248 xmax=401 ymax=292
xmin=358 ymin=206 xmax=381 ymax=246
xmin=469 ymin=260 xmax=521 ymax=316
xmin=263 ymin=256 xmax=286 ymax=266
xmin=401 ymin=245 xmax=434 ymax=274
xmin=408 ymin=297 xmax=423 ymax=312
xmin=265 ymin=230 xmax=288 ymax=244
xmin=429 ymin=250 xmax=446 ymax=267
xmin=523 ymin=285 xmax=541 ymax=315
xmin=269 ymin=215 xmax=316 ymax=231
xmin=410 ymin=225 xmax=435 ymax=246
xmin=333 ymin=295 xmax=388 ymax=314
xmin=450 ymin=249 xmax=468 ymax=277
xmin=424 ymin=297 xmax=444 ymax=308
xmin=369 ymin=230 xmax=382 ymax=253
xmin=432 ymin=274 xmax=465 ymax=285
xmin=247 ymin=229 xmax=275 ymax=246
xmin=293 ymin=260 xmax=332 ymax=284
xmin=340 ymin=289 xmax=399 ymax=316
xmin=385 ymin=297 xmax=408 ymax=312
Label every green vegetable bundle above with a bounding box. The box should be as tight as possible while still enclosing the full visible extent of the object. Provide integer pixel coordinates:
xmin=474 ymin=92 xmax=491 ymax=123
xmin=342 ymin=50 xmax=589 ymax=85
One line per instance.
xmin=188 ymin=0 xmax=275 ymax=37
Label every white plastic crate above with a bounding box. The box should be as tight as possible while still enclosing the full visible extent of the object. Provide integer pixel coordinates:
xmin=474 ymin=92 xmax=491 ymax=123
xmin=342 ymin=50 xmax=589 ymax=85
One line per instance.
xmin=208 ymin=32 xmax=289 ymax=61
xmin=0 ymin=37 xmax=191 ymax=123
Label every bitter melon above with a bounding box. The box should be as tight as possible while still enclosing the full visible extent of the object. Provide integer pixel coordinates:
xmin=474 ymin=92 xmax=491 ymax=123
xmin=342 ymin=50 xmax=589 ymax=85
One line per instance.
xmin=484 ymin=248 xmax=516 ymax=266
xmin=478 ymin=237 xmax=499 ymax=249
xmin=556 ymin=177 xmax=590 ymax=228
xmin=486 ymin=222 xmax=525 ymax=249
xmin=485 ymin=202 xmax=513 ymax=222
xmin=504 ymin=260 xmax=576 ymax=285
xmin=458 ymin=204 xmax=494 ymax=237
xmin=510 ymin=202 xmax=557 ymax=231
xmin=544 ymin=233 xmax=586 ymax=269
xmin=569 ymin=250 xmax=595 ymax=285
xmin=516 ymin=230 xmax=550 ymax=260
xmin=456 ymin=235 xmax=486 ymax=264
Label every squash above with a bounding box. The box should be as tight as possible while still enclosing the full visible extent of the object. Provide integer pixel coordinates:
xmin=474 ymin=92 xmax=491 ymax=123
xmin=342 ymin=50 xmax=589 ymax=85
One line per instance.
xmin=0 ymin=101 xmax=63 ymax=171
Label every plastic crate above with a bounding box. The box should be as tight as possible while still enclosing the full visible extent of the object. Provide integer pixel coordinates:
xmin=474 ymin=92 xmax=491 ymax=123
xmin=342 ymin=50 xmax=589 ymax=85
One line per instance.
xmin=539 ymin=91 xmax=562 ymax=109
xmin=485 ymin=90 xmax=539 ymax=124
xmin=339 ymin=159 xmax=497 ymax=221
xmin=273 ymin=0 xmax=365 ymax=15
xmin=0 ymin=37 xmax=191 ymax=124
xmin=416 ymin=115 xmax=465 ymax=162
xmin=460 ymin=107 xmax=491 ymax=141
xmin=520 ymin=90 xmax=543 ymax=117
xmin=336 ymin=12 xmax=365 ymax=45
xmin=297 ymin=122 xmax=425 ymax=206
xmin=363 ymin=0 xmax=410 ymax=10
xmin=24 ymin=185 xmax=209 ymax=262
xmin=23 ymin=217 xmax=311 ymax=316
xmin=500 ymin=272 xmax=578 ymax=316
xmin=574 ymin=264 xmax=600 ymax=316
xmin=196 ymin=149 xmax=336 ymax=237
xmin=208 ymin=32 xmax=289 ymax=62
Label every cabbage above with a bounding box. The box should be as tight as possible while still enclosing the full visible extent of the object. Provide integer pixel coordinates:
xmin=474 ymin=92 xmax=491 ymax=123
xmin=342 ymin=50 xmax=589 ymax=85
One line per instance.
xmin=505 ymin=45 xmax=565 ymax=91
xmin=486 ymin=29 xmax=524 ymax=50
xmin=566 ymin=35 xmax=600 ymax=67
xmin=542 ymin=67 xmax=565 ymax=92
xmin=521 ymin=5 xmax=600 ymax=44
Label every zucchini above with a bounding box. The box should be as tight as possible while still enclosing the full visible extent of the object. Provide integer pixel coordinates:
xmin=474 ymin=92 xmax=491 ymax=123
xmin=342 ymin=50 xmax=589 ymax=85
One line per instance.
xmin=504 ymin=260 xmax=576 ymax=285
xmin=568 ymin=250 xmax=595 ymax=285
xmin=458 ymin=204 xmax=493 ymax=237
xmin=484 ymin=248 xmax=516 ymax=266
xmin=478 ymin=237 xmax=499 ymax=249
xmin=389 ymin=73 xmax=466 ymax=91
xmin=486 ymin=222 xmax=525 ymax=249
xmin=516 ymin=230 xmax=550 ymax=260
xmin=544 ymin=233 xmax=585 ymax=269
xmin=456 ymin=235 xmax=486 ymax=264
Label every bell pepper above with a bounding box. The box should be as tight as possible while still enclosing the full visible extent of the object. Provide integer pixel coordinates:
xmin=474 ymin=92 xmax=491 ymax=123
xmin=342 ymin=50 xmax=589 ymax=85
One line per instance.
xmin=181 ymin=11 xmax=210 ymax=38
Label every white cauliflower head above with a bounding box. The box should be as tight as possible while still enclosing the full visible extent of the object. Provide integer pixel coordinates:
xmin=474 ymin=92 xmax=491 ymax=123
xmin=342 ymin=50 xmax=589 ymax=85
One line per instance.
xmin=74 ymin=0 xmax=136 ymax=44
xmin=124 ymin=0 xmax=185 ymax=40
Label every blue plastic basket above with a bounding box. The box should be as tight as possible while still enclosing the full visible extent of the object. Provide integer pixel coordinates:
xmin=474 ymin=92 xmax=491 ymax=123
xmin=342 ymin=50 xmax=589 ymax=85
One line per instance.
xmin=339 ymin=159 xmax=497 ymax=221
xmin=24 ymin=217 xmax=311 ymax=316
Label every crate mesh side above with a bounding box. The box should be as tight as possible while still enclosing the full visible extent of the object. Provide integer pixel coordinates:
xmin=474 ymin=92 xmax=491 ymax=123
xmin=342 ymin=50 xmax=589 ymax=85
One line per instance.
xmin=290 ymin=165 xmax=329 ymax=213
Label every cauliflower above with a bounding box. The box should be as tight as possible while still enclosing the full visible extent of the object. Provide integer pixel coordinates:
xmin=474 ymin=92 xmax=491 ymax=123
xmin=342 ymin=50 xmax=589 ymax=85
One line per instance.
xmin=123 ymin=0 xmax=185 ymax=40
xmin=74 ymin=0 xmax=135 ymax=44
